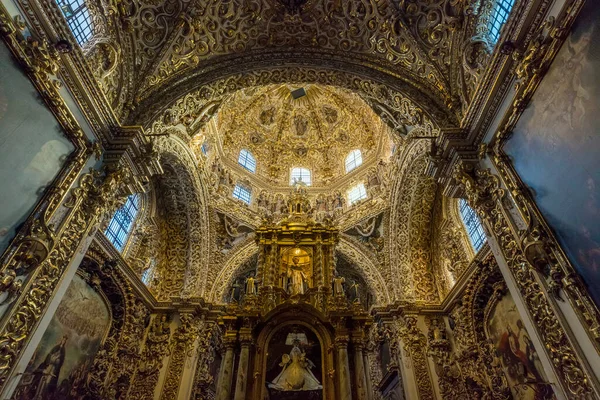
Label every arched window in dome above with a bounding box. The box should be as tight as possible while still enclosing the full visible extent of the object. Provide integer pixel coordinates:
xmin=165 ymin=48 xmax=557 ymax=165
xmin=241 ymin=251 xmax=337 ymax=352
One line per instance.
xmin=233 ymin=184 xmax=252 ymax=205
xmin=348 ymin=183 xmax=367 ymax=205
xmin=487 ymin=0 xmax=516 ymax=45
xmin=56 ymin=0 xmax=94 ymax=46
xmin=290 ymin=168 xmax=311 ymax=186
xmin=345 ymin=149 xmax=363 ymax=173
xmin=238 ymin=149 xmax=257 ymax=173
xmin=459 ymin=199 xmax=486 ymax=251
xmin=104 ymin=194 xmax=140 ymax=252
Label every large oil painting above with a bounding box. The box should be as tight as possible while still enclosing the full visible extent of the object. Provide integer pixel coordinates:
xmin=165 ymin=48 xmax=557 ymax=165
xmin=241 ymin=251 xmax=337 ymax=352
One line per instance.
xmin=487 ymin=292 xmax=554 ymax=399
xmin=0 ymin=42 xmax=74 ymax=255
xmin=13 ymin=275 xmax=110 ymax=400
xmin=266 ymin=324 xmax=323 ymax=400
xmin=504 ymin=1 xmax=600 ymax=306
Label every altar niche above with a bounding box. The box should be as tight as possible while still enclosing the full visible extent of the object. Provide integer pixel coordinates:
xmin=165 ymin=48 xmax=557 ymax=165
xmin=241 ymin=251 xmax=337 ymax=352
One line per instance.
xmin=266 ymin=324 xmax=323 ymax=399
xmin=279 ymin=247 xmax=313 ymax=295
xmin=255 ymin=315 xmax=335 ymax=400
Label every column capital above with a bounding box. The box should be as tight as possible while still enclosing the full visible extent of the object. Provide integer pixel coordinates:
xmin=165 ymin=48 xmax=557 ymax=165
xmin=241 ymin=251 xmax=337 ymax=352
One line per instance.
xmin=335 ymin=335 xmax=350 ymax=348
xmin=223 ymin=331 xmax=238 ymax=349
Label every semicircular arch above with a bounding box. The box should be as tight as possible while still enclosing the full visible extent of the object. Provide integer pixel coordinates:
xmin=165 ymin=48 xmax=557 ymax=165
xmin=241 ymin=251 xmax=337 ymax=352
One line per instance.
xmin=133 ymin=63 xmax=457 ymax=136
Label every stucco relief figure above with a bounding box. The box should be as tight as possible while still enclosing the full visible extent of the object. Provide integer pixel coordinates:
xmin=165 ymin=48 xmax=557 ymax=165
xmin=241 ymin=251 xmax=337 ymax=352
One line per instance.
xmin=268 ymin=338 xmax=322 ymax=391
xmin=287 ymin=256 xmax=307 ymax=295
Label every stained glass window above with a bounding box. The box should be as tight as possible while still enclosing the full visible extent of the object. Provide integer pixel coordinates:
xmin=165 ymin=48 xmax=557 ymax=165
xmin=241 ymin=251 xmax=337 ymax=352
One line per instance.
xmin=488 ymin=0 xmax=516 ymax=44
xmin=233 ymin=184 xmax=252 ymax=204
xmin=345 ymin=149 xmax=363 ymax=173
xmin=104 ymin=194 xmax=140 ymax=252
xmin=290 ymin=168 xmax=311 ymax=186
xmin=238 ymin=149 xmax=257 ymax=173
xmin=459 ymin=199 xmax=486 ymax=251
xmin=56 ymin=0 xmax=93 ymax=46
xmin=348 ymin=183 xmax=367 ymax=205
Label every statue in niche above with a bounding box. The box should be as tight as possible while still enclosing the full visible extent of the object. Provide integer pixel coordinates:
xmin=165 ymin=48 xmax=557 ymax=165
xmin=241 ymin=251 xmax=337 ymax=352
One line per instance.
xmin=230 ymin=279 xmax=242 ymax=302
xmin=245 ymin=274 xmax=257 ymax=296
xmin=268 ymin=336 xmax=322 ymax=391
xmin=332 ymin=274 xmax=345 ymax=297
xmin=349 ymin=280 xmax=360 ymax=303
xmin=287 ymin=256 xmax=307 ymax=295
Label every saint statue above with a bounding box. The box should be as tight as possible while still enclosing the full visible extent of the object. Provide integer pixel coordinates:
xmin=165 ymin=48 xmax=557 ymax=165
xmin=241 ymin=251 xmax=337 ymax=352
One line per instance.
xmin=349 ymin=280 xmax=360 ymax=303
xmin=287 ymin=256 xmax=307 ymax=295
xmin=245 ymin=274 xmax=257 ymax=295
xmin=268 ymin=339 xmax=322 ymax=391
xmin=333 ymin=275 xmax=345 ymax=297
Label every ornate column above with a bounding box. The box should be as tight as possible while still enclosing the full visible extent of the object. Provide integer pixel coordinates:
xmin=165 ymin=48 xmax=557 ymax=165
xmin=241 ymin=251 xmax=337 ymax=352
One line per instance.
xmin=395 ymin=316 xmax=435 ymax=400
xmin=335 ymin=334 xmax=353 ymax=400
xmin=362 ymin=350 xmax=373 ymax=400
xmin=233 ymin=328 xmax=253 ymax=400
xmin=128 ymin=313 xmax=173 ymax=399
xmin=352 ymin=338 xmax=369 ymax=400
xmin=216 ymin=330 xmax=237 ymax=400
xmin=160 ymin=313 xmax=200 ymax=400
xmin=454 ymin=163 xmax=598 ymax=398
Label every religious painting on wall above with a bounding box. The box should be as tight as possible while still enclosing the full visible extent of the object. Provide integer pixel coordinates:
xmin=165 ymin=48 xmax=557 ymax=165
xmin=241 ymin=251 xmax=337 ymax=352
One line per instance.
xmin=503 ymin=0 xmax=600 ymax=306
xmin=486 ymin=292 xmax=554 ymax=400
xmin=266 ymin=324 xmax=323 ymax=399
xmin=12 ymin=275 xmax=110 ymax=400
xmin=0 ymin=42 xmax=74 ymax=255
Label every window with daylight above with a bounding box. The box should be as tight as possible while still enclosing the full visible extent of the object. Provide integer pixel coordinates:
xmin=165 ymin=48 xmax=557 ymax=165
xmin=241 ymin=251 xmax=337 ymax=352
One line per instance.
xmin=56 ymin=0 xmax=93 ymax=46
xmin=233 ymin=184 xmax=252 ymax=204
xmin=201 ymin=142 xmax=209 ymax=155
xmin=104 ymin=194 xmax=140 ymax=252
xmin=459 ymin=199 xmax=487 ymax=251
xmin=348 ymin=183 xmax=367 ymax=205
xmin=488 ymin=0 xmax=516 ymax=44
xmin=290 ymin=167 xmax=311 ymax=186
xmin=238 ymin=149 xmax=257 ymax=173
xmin=345 ymin=149 xmax=363 ymax=173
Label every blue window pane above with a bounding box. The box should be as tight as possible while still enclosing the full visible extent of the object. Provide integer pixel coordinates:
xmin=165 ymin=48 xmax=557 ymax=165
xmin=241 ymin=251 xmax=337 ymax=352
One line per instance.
xmin=104 ymin=194 xmax=140 ymax=252
xmin=233 ymin=184 xmax=252 ymax=204
xmin=488 ymin=0 xmax=515 ymax=45
xmin=238 ymin=149 xmax=257 ymax=173
xmin=56 ymin=0 xmax=93 ymax=46
xmin=459 ymin=199 xmax=487 ymax=251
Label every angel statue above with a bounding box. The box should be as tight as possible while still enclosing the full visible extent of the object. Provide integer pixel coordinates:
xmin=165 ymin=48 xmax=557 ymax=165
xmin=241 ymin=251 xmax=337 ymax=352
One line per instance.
xmin=268 ymin=338 xmax=322 ymax=391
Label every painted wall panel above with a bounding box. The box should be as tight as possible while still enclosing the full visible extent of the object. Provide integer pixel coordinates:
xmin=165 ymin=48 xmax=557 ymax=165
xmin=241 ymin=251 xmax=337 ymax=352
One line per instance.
xmin=0 ymin=41 xmax=74 ymax=254
xmin=504 ymin=1 xmax=600 ymax=305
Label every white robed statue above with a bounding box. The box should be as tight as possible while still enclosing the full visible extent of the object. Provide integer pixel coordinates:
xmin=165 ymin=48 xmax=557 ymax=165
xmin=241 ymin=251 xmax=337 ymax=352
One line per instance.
xmin=268 ymin=338 xmax=322 ymax=391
